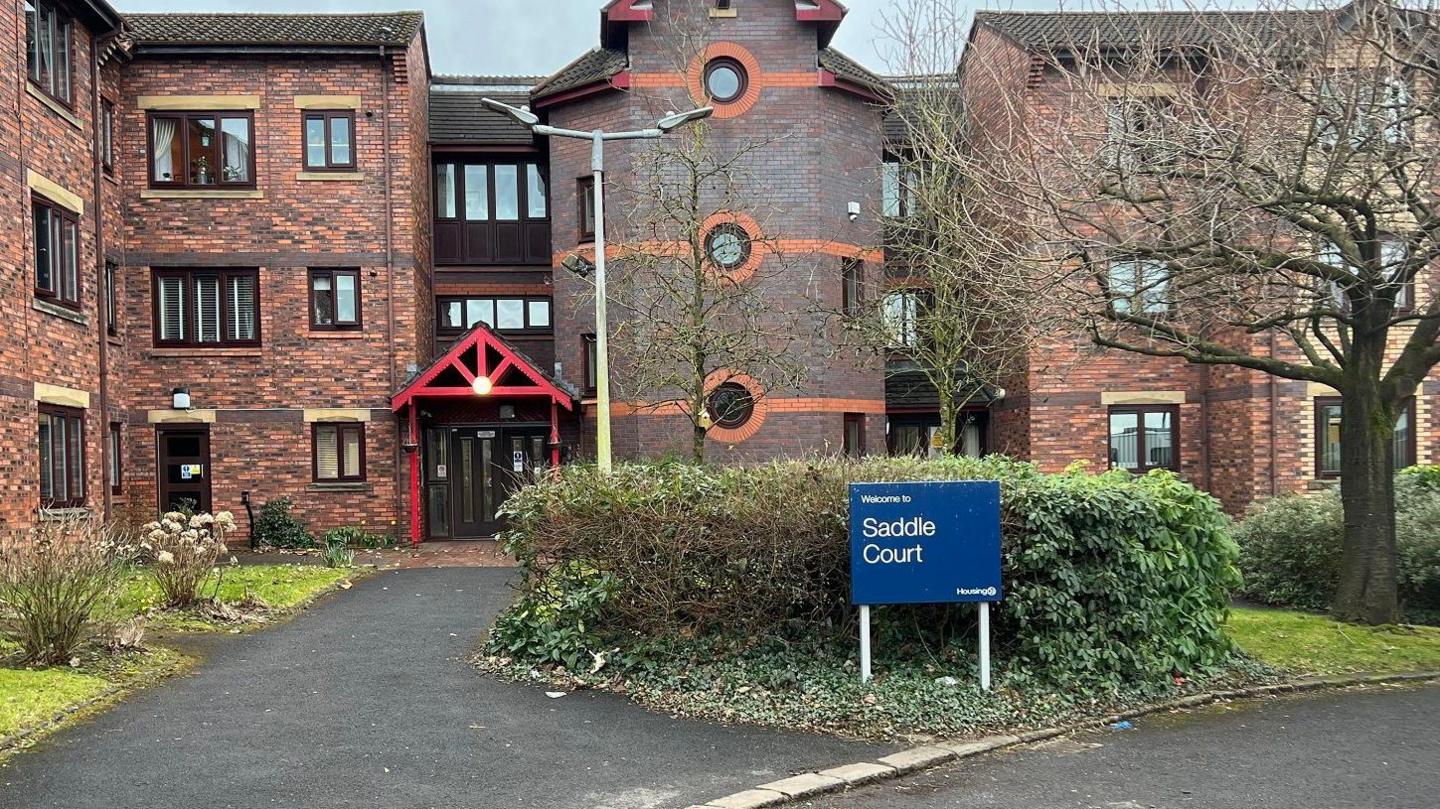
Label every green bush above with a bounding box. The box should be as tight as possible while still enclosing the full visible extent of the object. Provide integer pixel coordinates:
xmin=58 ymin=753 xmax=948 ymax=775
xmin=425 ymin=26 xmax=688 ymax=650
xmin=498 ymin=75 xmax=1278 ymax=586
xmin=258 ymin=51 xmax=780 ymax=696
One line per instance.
xmin=1236 ymin=472 xmax=1440 ymax=620
xmin=321 ymin=525 xmax=394 ymax=550
xmin=252 ymin=497 xmax=313 ymax=549
xmin=493 ymin=456 xmax=1241 ymax=686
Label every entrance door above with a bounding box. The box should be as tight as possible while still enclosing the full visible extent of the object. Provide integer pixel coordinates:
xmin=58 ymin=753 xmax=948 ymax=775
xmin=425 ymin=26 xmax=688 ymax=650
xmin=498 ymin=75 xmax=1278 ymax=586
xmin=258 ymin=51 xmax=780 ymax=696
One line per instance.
xmin=447 ymin=425 xmax=551 ymax=538
xmin=157 ymin=427 xmax=212 ymax=513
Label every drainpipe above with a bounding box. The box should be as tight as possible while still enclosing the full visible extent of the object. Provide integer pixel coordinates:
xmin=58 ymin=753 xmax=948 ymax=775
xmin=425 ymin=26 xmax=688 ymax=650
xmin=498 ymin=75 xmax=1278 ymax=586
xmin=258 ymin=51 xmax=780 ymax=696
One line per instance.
xmin=92 ymin=33 xmax=111 ymax=518
xmin=379 ymin=43 xmax=407 ymax=541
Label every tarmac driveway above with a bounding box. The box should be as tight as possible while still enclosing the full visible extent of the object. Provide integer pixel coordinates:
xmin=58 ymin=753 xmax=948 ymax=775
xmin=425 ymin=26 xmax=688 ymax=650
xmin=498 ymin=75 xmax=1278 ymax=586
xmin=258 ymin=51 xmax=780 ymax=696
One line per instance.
xmin=1 ymin=567 xmax=888 ymax=809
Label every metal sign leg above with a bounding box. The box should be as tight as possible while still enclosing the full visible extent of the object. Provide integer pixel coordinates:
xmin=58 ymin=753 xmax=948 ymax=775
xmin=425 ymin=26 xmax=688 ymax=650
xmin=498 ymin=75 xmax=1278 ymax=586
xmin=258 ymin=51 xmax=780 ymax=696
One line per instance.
xmin=860 ymin=604 xmax=872 ymax=683
xmin=979 ymin=601 xmax=991 ymax=691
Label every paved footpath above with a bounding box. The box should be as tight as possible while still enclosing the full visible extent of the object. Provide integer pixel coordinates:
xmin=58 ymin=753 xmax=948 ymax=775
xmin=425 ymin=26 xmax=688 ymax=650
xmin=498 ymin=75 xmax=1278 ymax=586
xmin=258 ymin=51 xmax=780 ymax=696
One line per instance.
xmin=1 ymin=567 xmax=888 ymax=809
xmin=799 ymin=683 xmax=1440 ymax=809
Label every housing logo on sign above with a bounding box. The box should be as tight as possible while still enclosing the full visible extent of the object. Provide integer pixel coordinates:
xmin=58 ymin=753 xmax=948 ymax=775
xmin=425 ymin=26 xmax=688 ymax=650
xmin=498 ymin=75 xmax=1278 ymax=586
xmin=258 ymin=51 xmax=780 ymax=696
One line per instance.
xmin=849 ymin=480 xmax=1002 ymax=605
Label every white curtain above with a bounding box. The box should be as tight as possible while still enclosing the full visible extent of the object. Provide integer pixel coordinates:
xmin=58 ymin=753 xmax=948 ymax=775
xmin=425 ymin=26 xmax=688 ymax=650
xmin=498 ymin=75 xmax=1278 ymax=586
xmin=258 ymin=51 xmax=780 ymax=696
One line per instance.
xmin=152 ymin=118 xmax=177 ymax=181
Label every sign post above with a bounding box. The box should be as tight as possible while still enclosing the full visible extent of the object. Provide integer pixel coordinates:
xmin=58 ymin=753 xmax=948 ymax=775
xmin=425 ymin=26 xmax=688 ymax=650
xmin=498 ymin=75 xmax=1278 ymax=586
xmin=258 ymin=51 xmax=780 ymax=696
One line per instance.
xmin=849 ymin=480 xmax=1002 ymax=689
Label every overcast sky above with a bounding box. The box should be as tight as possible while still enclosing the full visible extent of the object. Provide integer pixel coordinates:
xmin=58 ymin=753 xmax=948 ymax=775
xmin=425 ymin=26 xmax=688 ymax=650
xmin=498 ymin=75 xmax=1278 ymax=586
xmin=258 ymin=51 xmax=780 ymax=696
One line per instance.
xmin=113 ymin=0 xmax=1121 ymax=76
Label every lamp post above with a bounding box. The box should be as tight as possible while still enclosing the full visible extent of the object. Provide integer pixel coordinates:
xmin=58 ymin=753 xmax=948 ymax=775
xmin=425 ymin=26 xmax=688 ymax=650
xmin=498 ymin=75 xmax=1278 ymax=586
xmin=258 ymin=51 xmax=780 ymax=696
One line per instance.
xmin=481 ymin=98 xmax=713 ymax=473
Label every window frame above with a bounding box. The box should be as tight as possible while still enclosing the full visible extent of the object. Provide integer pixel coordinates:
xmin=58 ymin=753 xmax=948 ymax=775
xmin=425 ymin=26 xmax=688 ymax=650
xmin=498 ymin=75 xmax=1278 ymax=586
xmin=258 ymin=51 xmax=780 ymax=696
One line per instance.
xmin=25 ymin=0 xmax=73 ymax=108
xmin=842 ymin=258 xmax=864 ymax=316
xmin=33 ymin=195 xmax=81 ymax=309
xmin=882 ymin=289 xmax=923 ymax=349
xmin=706 ymin=382 xmax=756 ymax=429
xmin=146 ymin=111 xmax=257 ymax=190
xmin=100 ymin=98 xmax=116 ymax=173
xmin=577 ymin=176 xmax=597 ymax=241
xmin=308 ymin=268 xmax=362 ymax=330
xmin=1313 ymin=396 xmax=1416 ymax=479
xmin=151 ymin=268 xmax=262 ymax=348
xmin=433 ymin=159 xmax=548 ymax=224
xmin=108 ymin=421 xmax=122 ymax=495
xmin=38 ymin=403 xmax=85 ymax=508
xmin=582 ymin=333 xmax=598 ymax=395
xmin=1107 ymin=404 xmax=1180 ymax=474
xmin=843 ymin=412 xmax=866 ymax=457
xmin=301 ymin=110 xmax=356 ymax=171
xmin=312 ymin=422 xmax=366 ymax=483
xmin=703 ymin=57 xmax=748 ymax=104
xmin=1107 ymin=257 xmax=1170 ymax=315
xmin=436 ymin=296 xmax=553 ymax=336
xmin=105 ymin=259 xmax=118 ymax=335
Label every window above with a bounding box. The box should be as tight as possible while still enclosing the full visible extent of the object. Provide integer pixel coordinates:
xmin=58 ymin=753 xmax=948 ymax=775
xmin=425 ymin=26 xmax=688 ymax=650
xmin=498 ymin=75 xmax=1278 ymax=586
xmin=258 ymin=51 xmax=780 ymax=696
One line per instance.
xmin=703 ymin=58 xmax=747 ymax=103
xmin=844 ymin=413 xmax=866 ymax=457
xmin=434 ymin=160 xmax=546 ymax=223
xmin=38 ymin=405 xmax=84 ymax=507
xmin=842 ymin=258 xmax=864 ymax=316
xmin=34 ymin=197 xmax=80 ymax=308
xmin=105 ymin=260 xmax=118 ymax=335
xmin=303 ymin=111 xmax=355 ymax=170
xmin=25 ymin=0 xmax=72 ymax=106
xmin=881 ymin=157 xmax=917 ymax=218
xmin=148 ymin=112 xmax=254 ymax=188
xmin=108 ymin=422 xmax=122 ymax=495
xmin=1314 ymin=397 xmax=1415 ymax=478
xmin=1108 ymin=405 xmax=1178 ymax=473
xmin=309 ymin=269 xmax=361 ymax=329
xmin=1108 ymin=258 xmax=1169 ymax=314
xmin=437 ymin=296 xmax=552 ymax=334
xmin=582 ymin=333 xmax=598 ymax=394
xmin=313 ymin=423 xmax=365 ymax=482
xmin=705 ymin=222 xmax=751 ymax=270
xmin=883 ymin=290 xmax=921 ymax=348
xmin=101 ymin=99 xmax=116 ymax=172
xmin=1318 ymin=237 xmax=1412 ymax=311
xmin=578 ymin=176 xmax=596 ymax=240
xmin=1106 ymin=96 xmax=1173 ymax=169
xmin=1317 ymin=73 xmax=1413 ymax=149
xmin=706 ymin=382 xmax=755 ymax=428
xmin=153 ymin=269 xmax=260 ymax=347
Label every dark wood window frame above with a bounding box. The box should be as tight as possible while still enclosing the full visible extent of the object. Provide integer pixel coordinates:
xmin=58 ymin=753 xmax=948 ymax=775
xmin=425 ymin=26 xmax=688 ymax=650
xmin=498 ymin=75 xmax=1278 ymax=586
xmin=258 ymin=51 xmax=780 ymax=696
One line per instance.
xmin=302 ymin=110 xmax=356 ymax=170
xmin=105 ymin=259 xmax=118 ymax=335
xmin=842 ymin=258 xmax=864 ymax=316
xmin=38 ymin=403 xmax=85 ymax=508
xmin=582 ymin=333 xmax=598 ymax=395
xmin=308 ymin=268 xmax=362 ymax=330
xmin=1107 ymin=404 xmax=1180 ymax=473
xmin=843 ymin=412 xmax=866 ymax=457
xmin=25 ymin=0 xmax=73 ymax=108
xmin=151 ymin=268 xmax=262 ymax=348
xmin=437 ymin=296 xmax=553 ymax=335
xmin=108 ymin=421 xmax=122 ymax=495
xmin=433 ymin=158 xmax=551 ymax=265
xmin=434 ymin=159 xmax=548 ymax=224
xmin=1313 ymin=396 xmax=1416 ymax=479
xmin=703 ymin=57 xmax=748 ymax=104
xmin=101 ymin=98 xmax=116 ymax=173
xmin=312 ymin=422 xmax=366 ymax=482
xmin=146 ymin=111 xmax=257 ymax=189
xmin=577 ymin=176 xmax=596 ymax=242
xmin=33 ymin=195 xmax=80 ymax=309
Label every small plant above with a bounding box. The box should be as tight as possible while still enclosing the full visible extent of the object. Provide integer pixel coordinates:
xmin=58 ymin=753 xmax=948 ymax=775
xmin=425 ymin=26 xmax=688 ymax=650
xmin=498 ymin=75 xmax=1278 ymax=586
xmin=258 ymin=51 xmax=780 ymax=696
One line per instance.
xmin=252 ymin=497 xmax=313 ymax=549
xmin=320 ymin=530 xmax=355 ymax=569
xmin=137 ymin=510 xmax=237 ymax=609
xmin=321 ymin=524 xmax=394 ymax=550
xmin=0 ymin=514 xmax=128 ymax=664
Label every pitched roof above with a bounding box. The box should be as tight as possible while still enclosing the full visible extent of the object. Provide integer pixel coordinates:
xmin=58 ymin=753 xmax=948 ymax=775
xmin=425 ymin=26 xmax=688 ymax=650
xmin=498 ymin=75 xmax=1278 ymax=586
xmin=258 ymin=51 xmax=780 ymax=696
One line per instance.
xmin=430 ymin=77 xmax=539 ymax=146
xmin=532 ymin=48 xmax=628 ymax=100
xmin=819 ymin=48 xmax=894 ymax=99
xmin=973 ymin=9 xmax=1318 ymax=50
xmin=123 ymin=11 xmax=424 ymax=48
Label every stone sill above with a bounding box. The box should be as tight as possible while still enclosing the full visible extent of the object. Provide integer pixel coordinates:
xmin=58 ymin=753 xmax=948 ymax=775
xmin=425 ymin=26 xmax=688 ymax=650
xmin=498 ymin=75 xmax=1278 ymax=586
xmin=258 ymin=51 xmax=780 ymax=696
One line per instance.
xmin=26 ymin=83 xmax=82 ymax=129
xmin=146 ymin=348 xmax=262 ymax=359
xmin=140 ymin=189 xmax=263 ymax=200
xmin=306 ymin=482 xmax=371 ymax=493
xmin=296 ymin=171 xmax=365 ymax=182
xmin=33 ymin=298 xmax=89 ymax=325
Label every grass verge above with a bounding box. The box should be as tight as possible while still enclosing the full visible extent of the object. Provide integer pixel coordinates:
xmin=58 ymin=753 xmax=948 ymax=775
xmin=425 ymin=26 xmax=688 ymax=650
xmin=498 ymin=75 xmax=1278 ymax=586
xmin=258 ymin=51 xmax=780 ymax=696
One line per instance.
xmin=111 ymin=563 xmax=361 ymax=631
xmin=1227 ymin=606 xmax=1440 ymax=675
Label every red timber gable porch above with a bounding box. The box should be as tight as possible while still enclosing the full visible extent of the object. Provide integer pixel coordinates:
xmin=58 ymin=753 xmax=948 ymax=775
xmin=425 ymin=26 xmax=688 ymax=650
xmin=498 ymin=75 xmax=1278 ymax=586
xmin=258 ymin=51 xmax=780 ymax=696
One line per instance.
xmin=391 ymin=324 xmax=575 ymax=544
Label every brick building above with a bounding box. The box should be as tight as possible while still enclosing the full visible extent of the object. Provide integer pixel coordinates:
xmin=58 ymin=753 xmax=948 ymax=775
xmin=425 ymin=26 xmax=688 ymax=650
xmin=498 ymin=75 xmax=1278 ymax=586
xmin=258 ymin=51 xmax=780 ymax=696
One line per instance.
xmin=3 ymin=0 xmax=1432 ymax=543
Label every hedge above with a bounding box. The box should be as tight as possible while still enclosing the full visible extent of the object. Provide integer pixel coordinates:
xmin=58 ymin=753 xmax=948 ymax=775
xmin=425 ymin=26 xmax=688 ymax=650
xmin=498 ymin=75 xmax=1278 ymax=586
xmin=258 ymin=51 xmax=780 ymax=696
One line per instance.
xmin=492 ymin=456 xmax=1241 ymax=686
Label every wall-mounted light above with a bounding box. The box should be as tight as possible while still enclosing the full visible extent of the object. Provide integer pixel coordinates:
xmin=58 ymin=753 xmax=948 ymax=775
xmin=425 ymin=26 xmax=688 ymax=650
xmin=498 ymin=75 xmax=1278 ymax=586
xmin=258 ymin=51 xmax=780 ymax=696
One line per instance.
xmin=847 ymin=201 xmax=861 ymax=222
xmin=171 ymin=387 xmax=192 ymax=410
xmin=499 ymin=404 xmax=516 ymax=420
xmin=471 ymin=376 xmax=493 ymax=396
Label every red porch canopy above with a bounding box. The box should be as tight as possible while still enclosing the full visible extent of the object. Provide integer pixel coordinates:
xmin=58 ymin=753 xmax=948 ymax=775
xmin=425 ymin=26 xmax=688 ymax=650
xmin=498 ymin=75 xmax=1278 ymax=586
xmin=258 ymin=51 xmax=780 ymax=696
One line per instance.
xmin=391 ymin=324 xmax=576 ymax=545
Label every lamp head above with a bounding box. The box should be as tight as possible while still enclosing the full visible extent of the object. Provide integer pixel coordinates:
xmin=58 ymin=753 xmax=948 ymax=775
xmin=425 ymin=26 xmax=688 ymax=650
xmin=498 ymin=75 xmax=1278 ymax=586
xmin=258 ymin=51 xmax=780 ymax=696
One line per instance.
xmin=471 ymin=376 xmax=494 ymax=396
xmin=171 ymin=387 xmax=192 ymax=410
xmin=560 ymin=254 xmax=595 ymax=278
xmin=480 ymin=97 xmax=539 ymax=127
xmin=657 ymin=106 xmax=714 ymax=133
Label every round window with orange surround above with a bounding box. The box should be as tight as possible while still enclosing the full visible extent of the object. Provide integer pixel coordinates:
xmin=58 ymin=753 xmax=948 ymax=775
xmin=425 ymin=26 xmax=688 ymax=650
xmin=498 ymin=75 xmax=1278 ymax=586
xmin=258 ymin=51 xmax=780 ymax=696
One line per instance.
xmin=700 ymin=211 xmax=763 ymax=283
xmin=687 ymin=43 xmax=763 ymax=118
xmin=702 ymin=370 xmax=768 ymax=444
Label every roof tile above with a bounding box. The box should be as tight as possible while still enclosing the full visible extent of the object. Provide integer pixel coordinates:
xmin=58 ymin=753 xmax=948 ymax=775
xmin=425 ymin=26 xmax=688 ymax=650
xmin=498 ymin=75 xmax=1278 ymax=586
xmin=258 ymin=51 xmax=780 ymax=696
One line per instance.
xmin=124 ymin=12 xmax=424 ymax=48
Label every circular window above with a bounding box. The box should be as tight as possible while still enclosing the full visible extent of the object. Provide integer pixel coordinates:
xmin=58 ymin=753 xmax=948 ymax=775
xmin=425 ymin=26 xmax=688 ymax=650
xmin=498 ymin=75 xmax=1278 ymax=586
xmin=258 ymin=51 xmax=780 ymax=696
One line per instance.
xmin=703 ymin=58 xmax=747 ymax=103
xmin=706 ymin=382 xmax=755 ymax=429
xmin=705 ymin=223 xmax=751 ymax=270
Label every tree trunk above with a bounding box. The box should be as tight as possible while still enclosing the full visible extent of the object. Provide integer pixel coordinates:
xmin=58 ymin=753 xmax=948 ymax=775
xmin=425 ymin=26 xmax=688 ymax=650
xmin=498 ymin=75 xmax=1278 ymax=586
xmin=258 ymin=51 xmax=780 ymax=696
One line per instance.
xmin=1332 ymin=381 xmax=1401 ymax=625
xmin=692 ymin=420 xmax=706 ymax=465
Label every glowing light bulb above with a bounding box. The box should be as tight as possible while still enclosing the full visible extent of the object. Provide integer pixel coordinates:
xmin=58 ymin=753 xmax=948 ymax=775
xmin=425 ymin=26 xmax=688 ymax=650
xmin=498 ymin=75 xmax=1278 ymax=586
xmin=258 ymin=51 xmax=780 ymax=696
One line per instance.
xmin=471 ymin=376 xmax=493 ymax=396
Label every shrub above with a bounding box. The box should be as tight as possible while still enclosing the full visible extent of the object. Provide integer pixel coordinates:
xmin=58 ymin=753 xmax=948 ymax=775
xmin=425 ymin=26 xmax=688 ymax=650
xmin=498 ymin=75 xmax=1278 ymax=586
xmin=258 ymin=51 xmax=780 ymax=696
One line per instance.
xmin=137 ymin=510 xmax=237 ymax=608
xmin=494 ymin=456 xmax=1241 ymax=686
xmin=0 ymin=514 xmax=127 ymax=664
xmin=321 ymin=524 xmax=394 ymax=550
xmin=253 ymin=497 xmax=313 ymax=549
xmin=320 ymin=529 xmax=356 ymax=569
xmin=1237 ymin=473 xmax=1440 ymax=620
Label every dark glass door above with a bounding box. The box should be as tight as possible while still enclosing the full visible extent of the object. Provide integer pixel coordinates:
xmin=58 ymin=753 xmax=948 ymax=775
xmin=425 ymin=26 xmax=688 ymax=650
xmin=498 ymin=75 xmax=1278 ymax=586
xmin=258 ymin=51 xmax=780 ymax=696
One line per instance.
xmin=446 ymin=425 xmax=551 ymax=538
xmin=156 ymin=427 xmax=211 ymax=513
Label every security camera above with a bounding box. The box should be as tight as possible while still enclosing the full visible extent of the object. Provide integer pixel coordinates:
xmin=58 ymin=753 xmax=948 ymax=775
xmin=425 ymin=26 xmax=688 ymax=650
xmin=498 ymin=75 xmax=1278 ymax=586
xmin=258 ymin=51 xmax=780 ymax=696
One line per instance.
xmin=847 ymin=201 xmax=861 ymax=222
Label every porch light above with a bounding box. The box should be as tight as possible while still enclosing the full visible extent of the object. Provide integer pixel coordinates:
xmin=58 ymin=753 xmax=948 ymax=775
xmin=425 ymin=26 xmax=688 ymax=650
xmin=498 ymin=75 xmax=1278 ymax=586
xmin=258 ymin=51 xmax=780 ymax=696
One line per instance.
xmin=171 ymin=387 xmax=191 ymax=410
xmin=471 ymin=376 xmax=493 ymax=396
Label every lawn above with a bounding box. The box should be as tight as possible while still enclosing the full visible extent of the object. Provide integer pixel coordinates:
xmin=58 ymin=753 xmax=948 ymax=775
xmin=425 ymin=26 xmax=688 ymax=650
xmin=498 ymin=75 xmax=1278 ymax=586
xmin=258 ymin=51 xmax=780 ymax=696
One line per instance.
xmin=1227 ymin=606 xmax=1440 ymax=675
xmin=111 ymin=563 xmax=358 ymax=629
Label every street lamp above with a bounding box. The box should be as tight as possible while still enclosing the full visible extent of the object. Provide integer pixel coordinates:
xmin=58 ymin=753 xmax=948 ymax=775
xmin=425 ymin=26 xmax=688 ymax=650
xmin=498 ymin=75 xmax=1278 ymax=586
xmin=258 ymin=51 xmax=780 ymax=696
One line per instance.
xmin=481 ymin=97 xmax=713 ymax=474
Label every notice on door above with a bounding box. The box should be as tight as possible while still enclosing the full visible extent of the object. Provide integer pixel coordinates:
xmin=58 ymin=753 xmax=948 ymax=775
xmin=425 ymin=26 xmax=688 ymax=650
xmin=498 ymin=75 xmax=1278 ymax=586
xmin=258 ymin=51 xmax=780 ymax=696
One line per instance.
xmin=180 ymin=464 xmax=203 ymax=480
xmin=512 ymin=450 xmax=524 ymax=472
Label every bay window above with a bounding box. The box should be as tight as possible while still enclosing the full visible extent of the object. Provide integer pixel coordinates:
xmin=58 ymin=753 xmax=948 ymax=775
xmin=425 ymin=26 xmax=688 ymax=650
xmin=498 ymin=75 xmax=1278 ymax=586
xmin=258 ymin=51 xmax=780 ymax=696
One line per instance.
xmin=153 ymin=269 xmax=260 ymax=347
xmin=34 ymin=197 xmax=80 ymax=308
xmin=149 ymin=112 xmax=254 ymax=188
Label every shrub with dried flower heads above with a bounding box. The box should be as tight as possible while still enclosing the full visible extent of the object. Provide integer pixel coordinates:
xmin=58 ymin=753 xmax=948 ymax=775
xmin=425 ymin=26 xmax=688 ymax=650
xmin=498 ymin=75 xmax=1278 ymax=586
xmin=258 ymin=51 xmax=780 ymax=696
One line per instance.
xmin=136 ymin=511 xmax=237 ymax=608
xmin=0 ymin=514 xmax=129 ymax=664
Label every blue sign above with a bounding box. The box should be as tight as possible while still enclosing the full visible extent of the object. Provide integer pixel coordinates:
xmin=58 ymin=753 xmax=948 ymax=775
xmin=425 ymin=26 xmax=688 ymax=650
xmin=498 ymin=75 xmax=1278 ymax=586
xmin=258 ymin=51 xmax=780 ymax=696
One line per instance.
xmin=849 ymin=480 xmax=1002 ymax=605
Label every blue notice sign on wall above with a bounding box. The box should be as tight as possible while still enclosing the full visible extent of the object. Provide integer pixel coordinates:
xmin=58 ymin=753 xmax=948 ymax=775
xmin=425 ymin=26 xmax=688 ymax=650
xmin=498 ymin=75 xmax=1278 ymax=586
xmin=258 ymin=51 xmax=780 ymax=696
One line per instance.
xmin=849 ymin=480 xmax=1002 ymax=605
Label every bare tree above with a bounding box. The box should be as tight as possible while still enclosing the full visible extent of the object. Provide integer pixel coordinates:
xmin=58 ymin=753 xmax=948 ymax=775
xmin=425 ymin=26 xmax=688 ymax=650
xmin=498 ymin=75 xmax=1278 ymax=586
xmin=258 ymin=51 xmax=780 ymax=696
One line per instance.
xmin=951 ymin=0 xmax=1440 ymax=623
